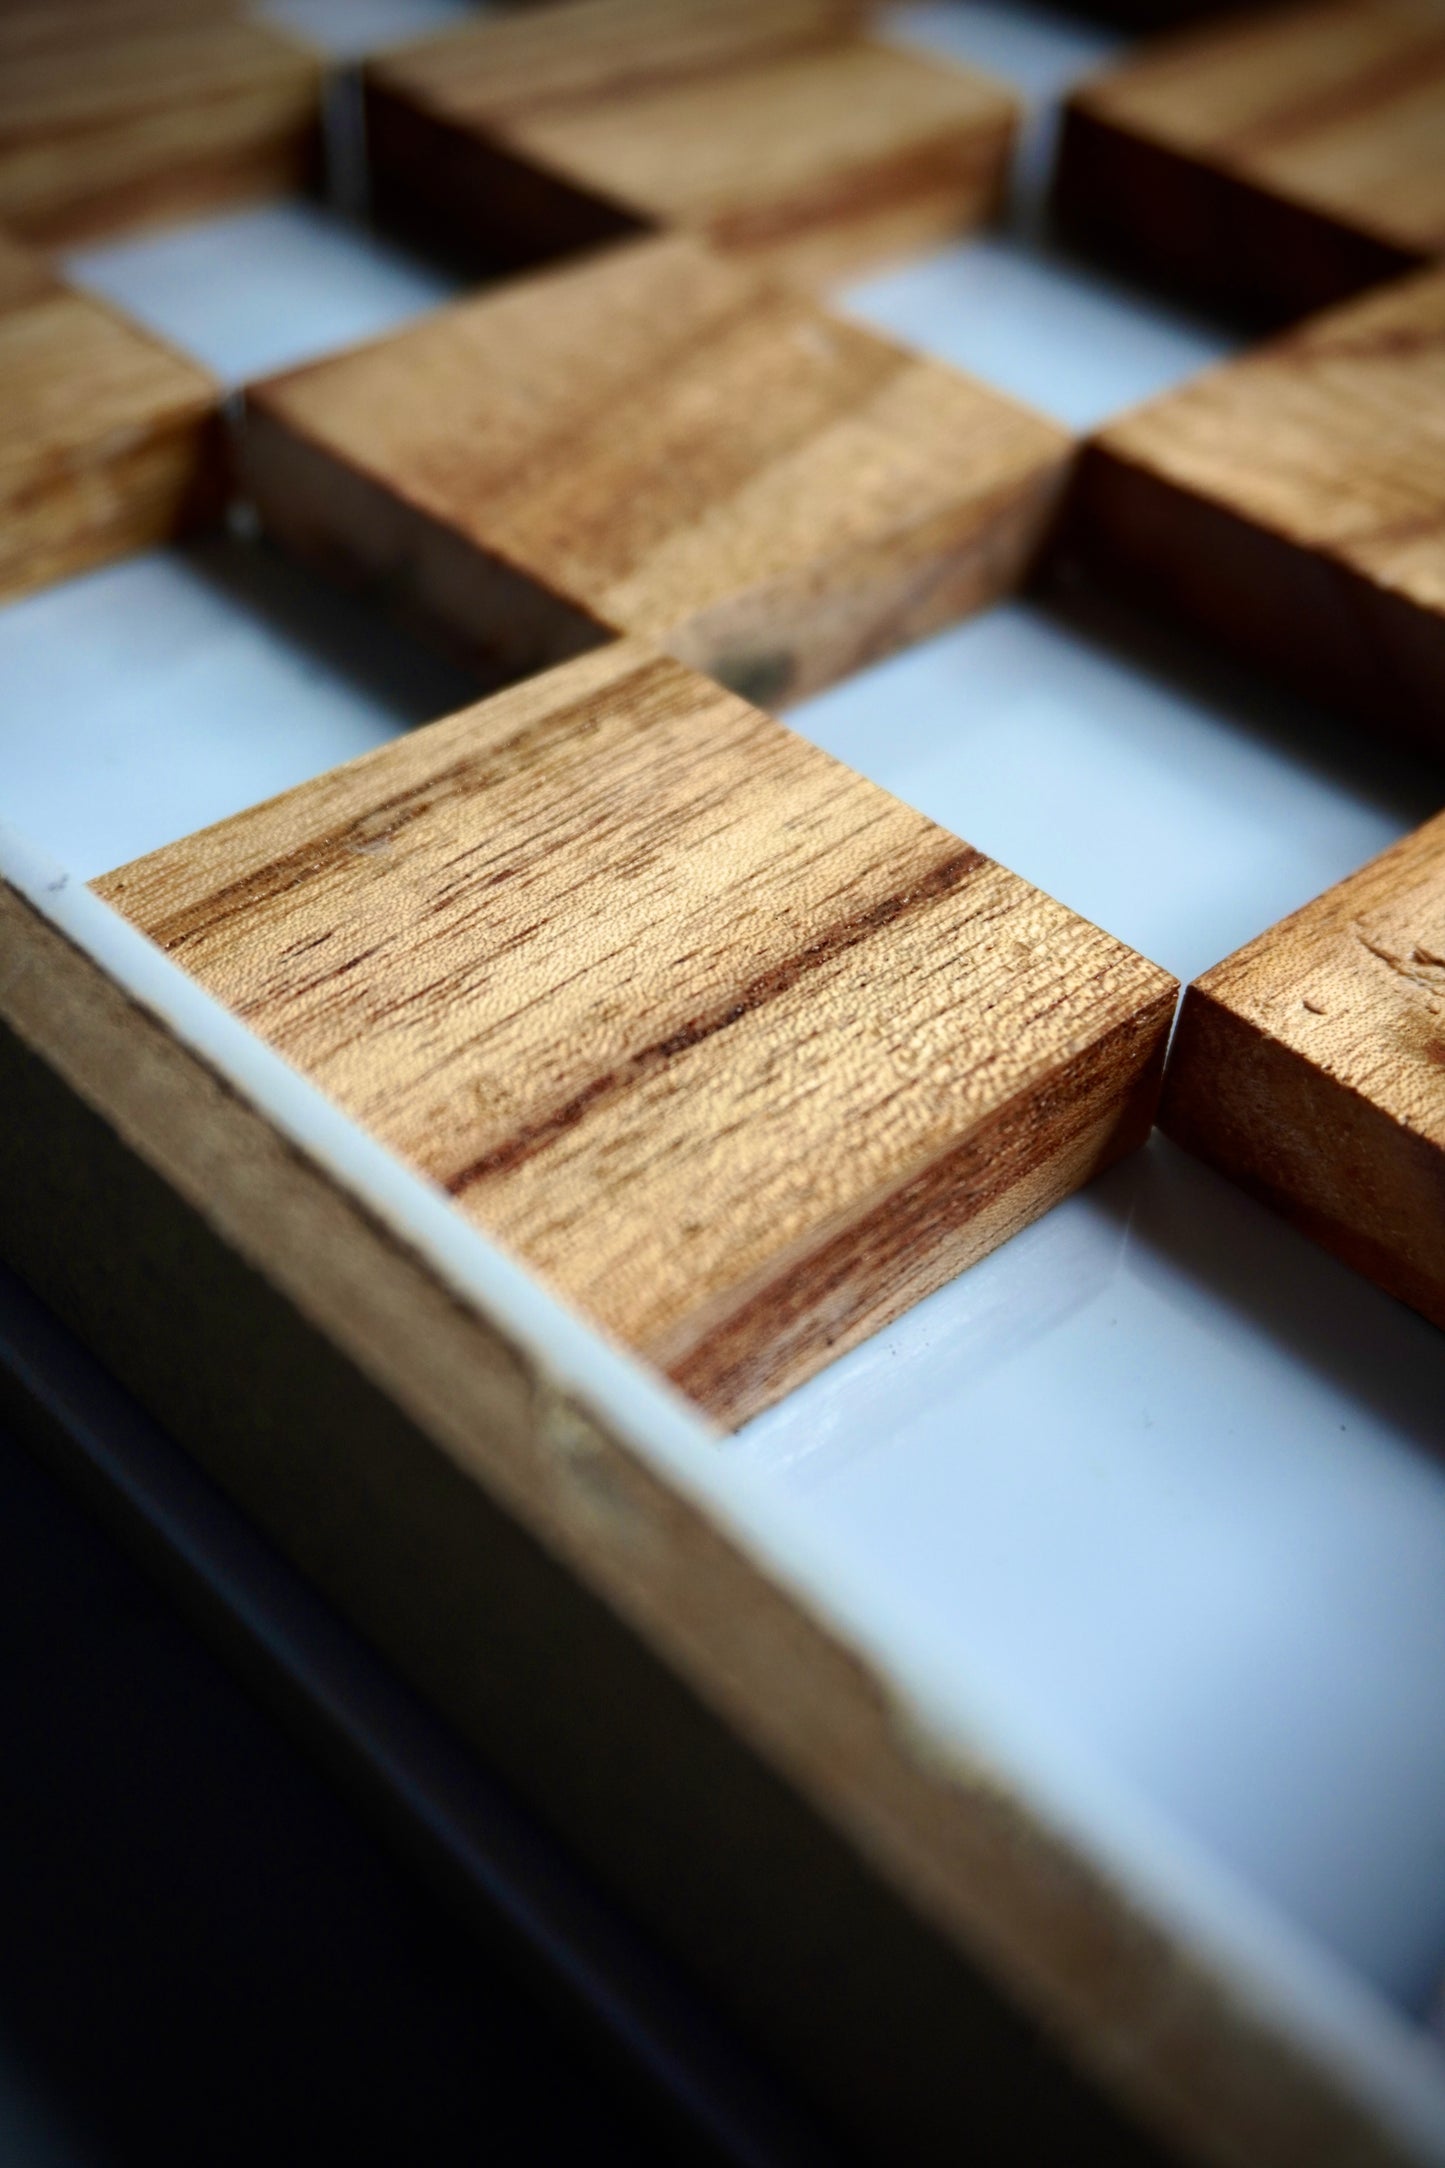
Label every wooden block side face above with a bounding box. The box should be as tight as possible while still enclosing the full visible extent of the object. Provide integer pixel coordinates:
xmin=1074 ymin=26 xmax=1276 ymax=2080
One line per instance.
xmin=0 ymin=14 xmax=323 ymax=244
xmin=1053 ymin=99 xmax=1419 ymax=323
xmin=663 ymin=446 xmax=1068 ymax=710
xmin=369 ymin=10 xmax=1015 ymax=286
xmin=0 ymin=290 xmax=224 ymax=603
xmin=501 ymin=42 xmax=1017 ymax=282
xmin=1099 ymin=268 xmax=1445 ymax=604
xmin=94 ymin=641 xmax=1175 ymax=1425
xmin=243 ymin=402 xmax=617 ymax=688
xmin=247 ymin=236 xmax=1071 ymax=703
xmin=1161 ymin=811 xmax=1445 ymax=1330
xmin=362 ymin=81 xmax=652 ymax=275
xmin=1057 ymin=0 xmax=1445 ymax=314
xmin=368 ymin=0 xmax=868 ymax=129
xmin=1074 ymin=267 xmax=1445 ymax=746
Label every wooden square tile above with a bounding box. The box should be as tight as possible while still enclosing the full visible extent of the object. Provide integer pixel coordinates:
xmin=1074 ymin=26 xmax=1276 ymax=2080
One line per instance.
xmin=0 ymin=0 xmax=323 ymax=246
xmin=1055 ymin=0 xmax=1445 ymax=321
xmin=92 ymin=639 xmax=1176 ymax=1425
xmin=0 ymin=241 xmax=224 ymax=604
xmin=1161 ymin=809 xmax=1445 ymax=1331
xmin=1069 ymin=265 xmax=1445 ymax=755
xmin=243 ymin=233 xmax=1071 ymax=704
xmin=364 ymin=0 xmax=1018 ymax=286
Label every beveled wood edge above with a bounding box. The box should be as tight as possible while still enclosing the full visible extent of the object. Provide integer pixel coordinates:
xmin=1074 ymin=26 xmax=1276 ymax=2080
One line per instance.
xmin=2 ymin=826 xmax=1443 ymax=2168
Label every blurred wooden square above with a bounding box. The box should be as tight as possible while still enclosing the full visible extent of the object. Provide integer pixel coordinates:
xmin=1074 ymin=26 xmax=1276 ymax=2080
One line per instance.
xmin=0 ymin=235 xmax=223 ymax=601
xmin=244 ymin=233 xmax=1071 ymax=703
xmin=365 ymin=0 xmax=1018 ymax=286
xmin=0 ymin=0 xmax=323 ymax=246
xmin=1055 ymin=0 xmax=1445 ymax=321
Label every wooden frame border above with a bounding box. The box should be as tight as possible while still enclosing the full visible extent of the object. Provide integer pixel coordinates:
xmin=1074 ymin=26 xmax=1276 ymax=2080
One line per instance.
xmin=3 ymin=824 xmax=1443 ymax=2167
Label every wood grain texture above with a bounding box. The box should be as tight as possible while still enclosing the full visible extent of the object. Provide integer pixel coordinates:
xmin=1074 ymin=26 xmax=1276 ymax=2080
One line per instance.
xmin=0 ymin=2 xmax=323 ymax=246
xmin=93 ymin=639 xmax=1174 ymax=1426
xmin=244 ymin=233 xmax=1071 ymax=703
xmin=1161 ymin=811 xmax=1445 ymax=1331
xmin=1054 ymin=0 xmax=1445 ymax=321
xmin=364 ymin=0 xmax=1017 ymax=285
xmin=0 ymin=281 xmax=224 ymax=604
xmin=1068 ymin=265 xmax=1445 ymax=753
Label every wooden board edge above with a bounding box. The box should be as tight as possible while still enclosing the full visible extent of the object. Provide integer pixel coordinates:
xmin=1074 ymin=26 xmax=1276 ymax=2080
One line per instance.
xmin=1 ymin=861 xmax=1441 ymax=2168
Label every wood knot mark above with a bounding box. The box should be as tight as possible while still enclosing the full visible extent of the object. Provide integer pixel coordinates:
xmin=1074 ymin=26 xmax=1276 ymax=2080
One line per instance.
xmin=1354 ymin=922 xmax=1445 ymax=997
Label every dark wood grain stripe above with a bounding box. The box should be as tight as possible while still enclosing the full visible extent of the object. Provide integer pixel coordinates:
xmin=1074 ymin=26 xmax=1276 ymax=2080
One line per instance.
xmin=446 ymin=841 xmax=987 ymax=1195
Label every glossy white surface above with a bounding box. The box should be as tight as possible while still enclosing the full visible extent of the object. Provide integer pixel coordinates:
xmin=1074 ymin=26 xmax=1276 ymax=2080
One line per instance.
xmin=869 ymin=5 xmax=1238 ymax=430
xmin=0 ymin=538 xmax=473 ymax=880
xmin=66 ymin=201 xmax=462 ymax=387
xmin=4 ymin=0 xmax=1445 ymax=2045
xmin=841 ymin=240 xmax=1237 ymax=432
xmin=736 ymin=1139 xmax=1445 ymax=2014
xmin=768 ymin=589 xmax=1445 ymax=2015
xmin=258 ymin=0 xmax=479 ymax=59
xmin=889 ymin=0 xmax=1119 ymax=107
xmin=788 ymin=588 xmax=1438 ymax=988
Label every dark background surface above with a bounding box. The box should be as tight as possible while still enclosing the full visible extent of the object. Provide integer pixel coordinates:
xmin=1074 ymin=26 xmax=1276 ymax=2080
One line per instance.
xmin=0 ymin=1403 xmax=696 ymax=2168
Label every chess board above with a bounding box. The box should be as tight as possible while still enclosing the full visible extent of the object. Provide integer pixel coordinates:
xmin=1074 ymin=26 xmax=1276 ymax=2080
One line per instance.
xmin=2 ymin=2 xmax=1444 ymax=2161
